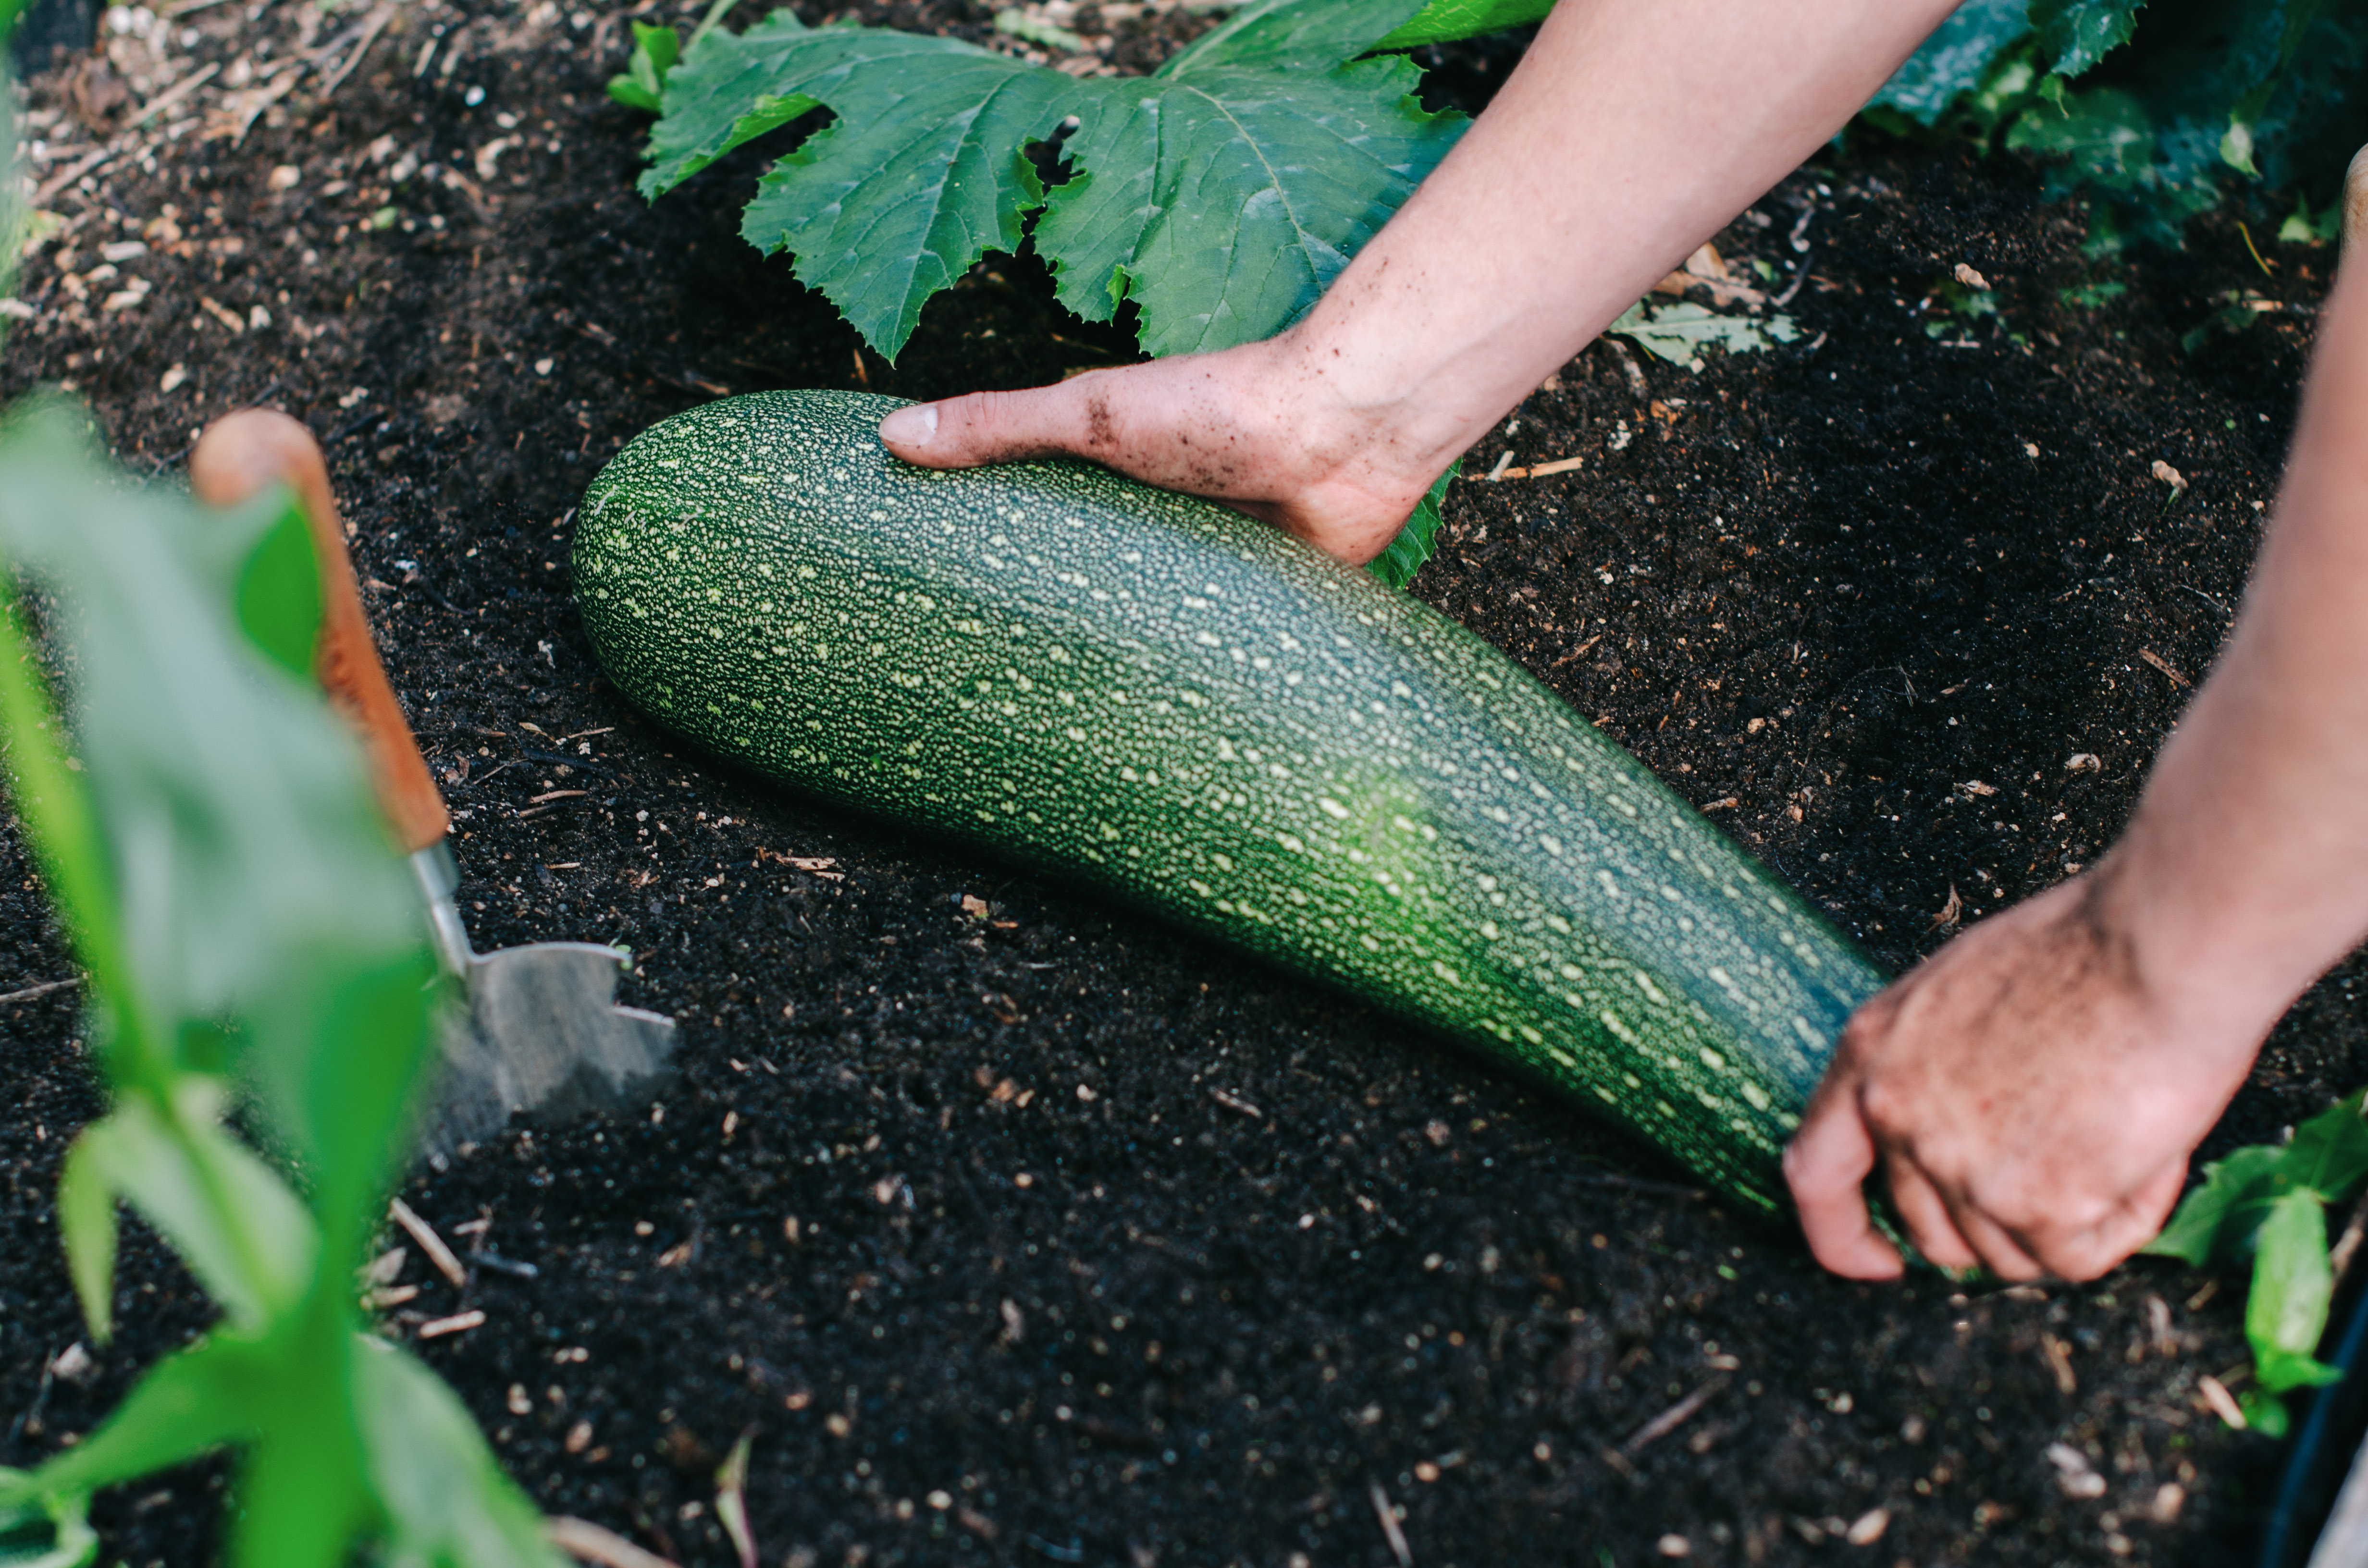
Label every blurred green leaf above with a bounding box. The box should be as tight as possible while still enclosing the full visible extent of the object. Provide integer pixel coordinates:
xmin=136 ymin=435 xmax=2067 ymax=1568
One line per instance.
xmin=358 ymin=1340 xmax=570 ymax=1568
xmin=65 ymin=1101 xmax=318 ymax=1332
xmin=2143 ymin=1142 xmax=2285 ymax=1264
xmin=2241 ymin=1385 xmax=2293 ymax=1437
xmin=608 ymin=20 xmax=682 ymax=113
xmin=229 ymin=495 xmax=324 ymax=681
xmin=0 ymin=403 xmax=431 ymax=1172
xmin=993 ymin=6 xmax=1087 ymax=51
xmin=2248 ymin=1186 xmax=2344 ymax=1394
xmin=31 ymin=1335 xmax=264 ymax=1501
xmin=1372 ymin=0 xmax=1552 ymax=51
xmin=0 ymin=1484 xmax=95 ymax=1568
xmin=55 ymin=1131 xmax=121 ymax=1342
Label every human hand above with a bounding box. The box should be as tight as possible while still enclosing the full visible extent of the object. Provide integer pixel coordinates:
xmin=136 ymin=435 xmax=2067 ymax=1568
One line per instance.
xmin=877 ymin=338 xmax=1446 ymax=568
xmin=1783 ymin=870 xmax=2262 ymax=1282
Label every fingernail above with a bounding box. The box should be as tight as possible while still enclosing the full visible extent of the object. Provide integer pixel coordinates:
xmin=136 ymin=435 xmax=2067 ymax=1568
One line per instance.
xmin=880 ymin=404 xmax=937 ymax=447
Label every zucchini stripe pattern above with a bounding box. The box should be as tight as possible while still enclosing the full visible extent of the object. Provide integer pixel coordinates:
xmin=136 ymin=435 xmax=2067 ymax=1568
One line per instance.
xmin=575 ymin=391 xmax=1887 ymax=1212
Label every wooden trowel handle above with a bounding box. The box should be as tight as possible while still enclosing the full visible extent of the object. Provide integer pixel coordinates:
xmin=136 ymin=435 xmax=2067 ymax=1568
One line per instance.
xmin=190 ymin=410 xmax=451 ymax=854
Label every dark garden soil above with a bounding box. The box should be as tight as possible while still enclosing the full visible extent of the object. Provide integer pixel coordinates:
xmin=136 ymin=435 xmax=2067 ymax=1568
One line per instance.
xmin=0 ymin=2 xmax=2356 ymax=1565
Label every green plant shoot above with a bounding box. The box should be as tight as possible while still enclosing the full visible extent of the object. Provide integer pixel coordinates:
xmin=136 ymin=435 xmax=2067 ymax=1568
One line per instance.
xmin=2145 ymin=1089 xmax=2368 ymax=1437
xmin=0 ymin=398 xmax=563 ymax=1568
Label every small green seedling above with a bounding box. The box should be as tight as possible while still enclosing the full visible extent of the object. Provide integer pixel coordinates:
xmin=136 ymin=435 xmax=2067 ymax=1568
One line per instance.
xmin=2145 ymin=1089 xmax=2368 ymax=1437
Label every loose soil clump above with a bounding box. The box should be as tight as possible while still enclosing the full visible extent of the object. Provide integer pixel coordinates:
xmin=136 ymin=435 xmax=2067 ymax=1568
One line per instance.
xmin=0 ymin=3 xmax=2354 ymax=1565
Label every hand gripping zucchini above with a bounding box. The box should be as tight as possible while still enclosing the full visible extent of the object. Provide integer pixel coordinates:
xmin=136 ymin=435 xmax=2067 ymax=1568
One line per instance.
xmin=575 ymin=390 xmax=1886 ymax=1211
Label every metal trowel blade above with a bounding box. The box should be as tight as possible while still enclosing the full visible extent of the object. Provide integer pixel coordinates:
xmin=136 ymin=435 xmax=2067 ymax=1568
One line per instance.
xmin=417 ymin=941 xmax=678 ymax=1163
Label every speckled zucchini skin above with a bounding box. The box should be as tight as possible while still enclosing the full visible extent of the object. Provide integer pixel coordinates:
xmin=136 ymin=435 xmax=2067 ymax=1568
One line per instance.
xmin=574 ymin=390 xmax=1886 ymax=1210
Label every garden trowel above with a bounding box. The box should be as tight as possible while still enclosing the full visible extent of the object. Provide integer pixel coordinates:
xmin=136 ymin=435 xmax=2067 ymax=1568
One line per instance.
xmin=190 ymin=411 xmax=676 ymax=1162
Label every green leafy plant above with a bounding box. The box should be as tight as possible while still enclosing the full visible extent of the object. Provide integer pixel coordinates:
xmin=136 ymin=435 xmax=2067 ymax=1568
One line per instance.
xmin=0 ymin=52 xmax=556 ymax=1540
xmin=1863 ymin=0 xmax=2368 ymax=249
xmin=0 ymin=399 xmax=568 ymax=1568
xmin=614 ymin=0 xmax=1555 ymax=587
xmin=2145 ymin=1090 xmax=2368 ymax=1437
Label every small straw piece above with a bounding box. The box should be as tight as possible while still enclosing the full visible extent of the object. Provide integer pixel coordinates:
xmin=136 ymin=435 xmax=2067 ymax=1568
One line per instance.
xmin=416 ymin=1309 xmax=485 ymax=1339
xmin=389 ymin=1197 xmax=469 ymax=1287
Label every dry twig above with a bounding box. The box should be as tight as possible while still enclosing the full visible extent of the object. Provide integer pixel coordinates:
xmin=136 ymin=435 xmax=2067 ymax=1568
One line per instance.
xmin=388 ymin=1197 xmax=469 ymax=1287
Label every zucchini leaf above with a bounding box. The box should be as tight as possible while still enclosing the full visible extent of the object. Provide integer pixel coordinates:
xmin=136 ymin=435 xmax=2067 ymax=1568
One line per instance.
xmin=1868 ymin=0 xmax=2036 ymax=127
xmin=1037 ymin=46 xmax=1458 ymax=356
xmin=2031 ymin=0 xmax=2145 ymax=76
xmin=645 ymin=0 xmax=1462 ymax=364
xmin=1368 ymin=461 xmax=1456 ymax=590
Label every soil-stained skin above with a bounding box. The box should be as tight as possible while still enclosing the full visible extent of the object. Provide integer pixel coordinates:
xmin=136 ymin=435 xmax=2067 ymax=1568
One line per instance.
xmin=0 ymin=2 xmax=2351 ymax=1565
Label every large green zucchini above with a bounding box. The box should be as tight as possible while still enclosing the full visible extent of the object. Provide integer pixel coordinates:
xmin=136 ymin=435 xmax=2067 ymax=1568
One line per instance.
xmin=574 ymin=390 xmax=1886 ymax=1212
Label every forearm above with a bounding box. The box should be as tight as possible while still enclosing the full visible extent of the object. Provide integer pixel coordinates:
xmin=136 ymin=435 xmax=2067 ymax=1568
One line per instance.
xmin=2102 ymin=259 xmax=2368 ymax=1040
xmin=1276 ymin=0 xmax=1964 ymax=472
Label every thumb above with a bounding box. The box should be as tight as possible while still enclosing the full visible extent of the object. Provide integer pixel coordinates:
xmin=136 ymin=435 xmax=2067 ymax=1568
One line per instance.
xmin=878 ymin=382 xmax=1101 ymax=470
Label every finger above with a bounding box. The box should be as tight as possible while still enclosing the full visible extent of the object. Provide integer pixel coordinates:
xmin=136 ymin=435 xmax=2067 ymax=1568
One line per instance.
xmin=1881 ymin=1159 xmax=1980 ymax=1274
xmin=2028 ymin=1160 xmax=2191 ymax=1282
xmin=1939 ymin=1189 xmax=2048 ymax=1282
xmin=880 ymin=380 xmax=1115 ymax=469
xmin=1784 ymin=1093 xmax=1904 ymax=1280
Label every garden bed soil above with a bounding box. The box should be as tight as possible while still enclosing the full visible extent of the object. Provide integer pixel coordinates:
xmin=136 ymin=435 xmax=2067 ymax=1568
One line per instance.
xmin=0 ymin=2 xmax=2357 ymax=1565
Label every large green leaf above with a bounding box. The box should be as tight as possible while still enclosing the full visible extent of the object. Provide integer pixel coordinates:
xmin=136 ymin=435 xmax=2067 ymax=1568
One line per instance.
xmin=736 ymin=40 xmax=1073 ymax=361
xmin=649 ymin=0 xmax=1464 ymax=364
xmin=1154 ymin=0 xmax=1425 ymax=74
xmin=1039 ymin=52 xmax=1459 ymax=356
